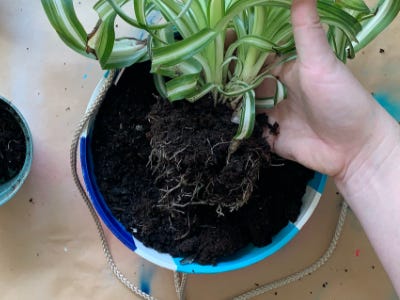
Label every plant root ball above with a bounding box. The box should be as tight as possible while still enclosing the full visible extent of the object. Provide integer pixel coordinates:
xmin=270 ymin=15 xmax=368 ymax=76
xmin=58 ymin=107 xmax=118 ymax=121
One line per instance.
xmin=147 ymin=97 xmax=271 ymax=214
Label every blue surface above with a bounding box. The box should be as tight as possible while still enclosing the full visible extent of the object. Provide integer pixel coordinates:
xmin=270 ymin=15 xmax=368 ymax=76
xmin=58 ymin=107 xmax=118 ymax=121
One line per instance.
xmin=139 ymin=264 xmax=155 ymax=294
xmin=374 ymin=92 xmax=400 ymax=121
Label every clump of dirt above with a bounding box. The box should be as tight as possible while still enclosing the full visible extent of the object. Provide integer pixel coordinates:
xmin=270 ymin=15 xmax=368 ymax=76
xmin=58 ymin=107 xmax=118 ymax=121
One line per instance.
xmin=92 ymin=63 xmax=314 ymax=265
xmin=0 ymin=102 xmax=27 ymax=184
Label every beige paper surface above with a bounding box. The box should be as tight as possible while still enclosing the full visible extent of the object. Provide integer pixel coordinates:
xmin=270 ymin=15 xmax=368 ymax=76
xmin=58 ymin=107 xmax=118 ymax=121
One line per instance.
xmin=0 ymin=1 xmax=399 ymax=299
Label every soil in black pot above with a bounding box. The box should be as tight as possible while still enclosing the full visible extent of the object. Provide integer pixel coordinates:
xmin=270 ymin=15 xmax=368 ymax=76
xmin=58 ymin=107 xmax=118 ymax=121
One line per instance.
xmin=92 ymin=63 xmax=314 ymax=265
xmin=0 ymin=102 xmax=27 ymax=184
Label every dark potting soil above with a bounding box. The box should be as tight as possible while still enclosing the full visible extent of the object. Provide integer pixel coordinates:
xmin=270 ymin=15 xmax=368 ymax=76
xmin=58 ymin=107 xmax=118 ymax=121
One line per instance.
xmin=92 ymin=63 xmax=314 ymax=265
xmin=0 ymin=102 xmax=26 ymax=184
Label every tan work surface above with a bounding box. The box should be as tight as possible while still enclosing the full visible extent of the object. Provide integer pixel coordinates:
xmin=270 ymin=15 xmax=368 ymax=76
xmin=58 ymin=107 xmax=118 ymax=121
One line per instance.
xmin=0 ymin=1 xmax=399 ymax=299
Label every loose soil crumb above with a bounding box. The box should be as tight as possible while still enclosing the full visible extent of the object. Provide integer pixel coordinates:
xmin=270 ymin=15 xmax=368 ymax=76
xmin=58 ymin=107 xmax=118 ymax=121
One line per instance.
xmin=92 ymin=63 xmax=314 ymax=265
xmin=0 ymin=102 xmax=26 ymax=183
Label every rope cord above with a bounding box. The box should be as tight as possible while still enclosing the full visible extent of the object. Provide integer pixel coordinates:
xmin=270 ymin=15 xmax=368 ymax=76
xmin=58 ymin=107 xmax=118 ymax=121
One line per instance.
xmin=232 ymin=201 xmax=348 ymax=300
xmin=70 ymin=70 xmax=347 ymax=300
xmin=174 ymin=272 xmax=188 ymax=300
xmin=70 ymin=70 xmax=158 ymax=300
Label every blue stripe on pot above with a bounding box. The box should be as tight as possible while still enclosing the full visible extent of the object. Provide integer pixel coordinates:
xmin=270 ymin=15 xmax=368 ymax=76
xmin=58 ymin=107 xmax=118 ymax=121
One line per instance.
xmin=80 ymin=135 xmax=137 ymax=252
xmin=308 ymin=172 xmax=327 ymax=194
xmin=80 ymin=69 xmax=139 ymax=251
xmin=79 ymin=71 xmax=328 ymax=274
xmin=174 ymin=223 xmax=299 ymax=274
xmin=0 ymin=96 xmax=33 ymax=206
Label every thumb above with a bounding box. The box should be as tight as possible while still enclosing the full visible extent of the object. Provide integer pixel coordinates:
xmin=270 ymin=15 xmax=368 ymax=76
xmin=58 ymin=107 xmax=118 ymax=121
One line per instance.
xmin=291 ymin=0 xmax=336 ymax=67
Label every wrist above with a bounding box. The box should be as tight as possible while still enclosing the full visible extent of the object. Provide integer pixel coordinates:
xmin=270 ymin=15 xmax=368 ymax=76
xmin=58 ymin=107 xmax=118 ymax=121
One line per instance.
xmin=334 ymin=112 xmax=400 ymax=200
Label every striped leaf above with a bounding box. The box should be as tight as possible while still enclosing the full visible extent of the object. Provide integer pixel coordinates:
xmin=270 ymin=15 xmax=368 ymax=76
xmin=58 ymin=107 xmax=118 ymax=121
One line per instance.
xmin=94 ymin=0 xmax=129 ymax=20
xmin=151 ymin=29 xmax=218 ymax=70
xmin=90 ymin=14 xmax=117 ymax=67
xmin=157 ymin=58 xmax=203 ymax=77
xmin=153 ymin=74 xmax=168 ymax=99
xmin=98 ymin=0 xmax=143 ymax=29
xmin=274 ymin=78 xmax=287 ymax=105
xmin=166 ymin=73 xmax=200 ymax=101
xmin=221 ymin=0 xmax=362 ymax=41
xmin=187 ymin=83 xmax=218 ymax=103
xmin=133 ymin=0 xmax=147 ymax=26
xmin=151 ymin=0 xmax=197 ymax=35
xmin=41 ymin=0 xmax=91 ymax=57
xmin=234 ymin=90 xmax=256 ymax=140
xmin=335 ymin=0 xmax=371 ymax=13
xmin=354 ymin=0 xmax=400 ymax=52
xmin=102 ymin=39 xmax=148 ymax=69
xmin=208 ymin=0 xmax=225 ymax=27
xmin=255 ymin=77 xmax=287 ymax=109
xmin=225 ymin=35 xmax=278 ymax=59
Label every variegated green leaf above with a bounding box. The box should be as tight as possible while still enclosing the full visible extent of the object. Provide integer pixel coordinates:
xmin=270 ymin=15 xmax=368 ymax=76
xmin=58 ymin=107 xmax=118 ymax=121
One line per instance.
xmin=157 ymin=58 xmax=203 ymax=77
xmin=101 ymin=39 xmax=148 ymax=69
xmin=166 ymin=74 xmax=200 ymax=101
xmin=153 ymin=74 xmax=168 ymax=99
xmin=90 ymin=14 xmax=117 ymax=67
xmin=234 ymin=90 xmax=256 ymax=140
xmin=151 ymin=29 xmax=218 ymax=70
xmin=255 ymin=77 xmax=287 ymax=109
xmin=94 ymin=0 xmax=129 ymax=20
xmin=134 ymin=0 xmax=147 ymax=26
xmin=151 ymin=0 xmax=197 ymax=35
xmin=335 ymin=0 xmax=371 ymax=13
xmin=208 ymin=0 xmax=225 ymax=27
xmin=221 ymin=0 xmax=362 ymax=41
xmin=225 ymin=35 xmax=277 ymax=60
xmin=317 ymin=1 xmax=362 ymax=41
xmin=255 ymin=98 xmax=275 ymax=109
xmin=41 ymin=0 xmax=91 ymax=57
xmin=99 ymin=0 xmax=143 ymax=28
xmin=274 ymin=78 xmax=287 ymax=105
xmin=186 ymin=83 xmax=218 ymax=103
xmin=354 ymin=0 xmax=400 ymax=52
xmin=95 ymin=0 xmax=167 ymax=30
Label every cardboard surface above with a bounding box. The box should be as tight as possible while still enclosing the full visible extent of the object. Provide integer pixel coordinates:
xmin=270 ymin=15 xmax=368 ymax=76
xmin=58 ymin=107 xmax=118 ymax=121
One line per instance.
xmin=0 ymin=1 xmax=399 ymax=299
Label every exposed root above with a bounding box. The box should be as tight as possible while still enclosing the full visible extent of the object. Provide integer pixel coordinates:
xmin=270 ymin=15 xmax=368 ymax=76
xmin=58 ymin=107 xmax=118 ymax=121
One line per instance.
xmin=147 ymin=98 xmax=271 ymax=224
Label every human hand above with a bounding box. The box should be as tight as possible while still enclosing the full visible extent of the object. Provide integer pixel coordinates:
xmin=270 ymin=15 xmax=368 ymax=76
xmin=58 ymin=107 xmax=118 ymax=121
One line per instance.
xmin=257 ymin=0 xmax=400 ymax=182
xmin=257 ymin=1 xmax=400 ymax=291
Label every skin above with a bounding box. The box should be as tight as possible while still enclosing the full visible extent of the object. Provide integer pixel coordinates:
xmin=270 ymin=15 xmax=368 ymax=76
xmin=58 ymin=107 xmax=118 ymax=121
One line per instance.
xmin=257 ymin=0 xmax=400 ymax=295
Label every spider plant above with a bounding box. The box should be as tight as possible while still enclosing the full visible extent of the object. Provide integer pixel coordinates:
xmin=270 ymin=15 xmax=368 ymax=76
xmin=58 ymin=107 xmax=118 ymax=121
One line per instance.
xmin=42 ymin=0 xmax=399 ymax=140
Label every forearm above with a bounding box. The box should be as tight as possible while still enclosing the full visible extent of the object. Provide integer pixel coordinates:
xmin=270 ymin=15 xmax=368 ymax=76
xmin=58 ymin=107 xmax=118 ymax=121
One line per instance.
xmin=335 ymin=111 xmax=400 ymax=295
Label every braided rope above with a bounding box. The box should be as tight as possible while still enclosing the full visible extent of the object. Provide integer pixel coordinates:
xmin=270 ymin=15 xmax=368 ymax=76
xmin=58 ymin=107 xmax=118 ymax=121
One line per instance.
xmin=70 ymin=70 xmax=347 ymax=300
xmin=232 ymin=201 xmax=348 ymax=300
xmin=174 ymin=272 xmax=188 ymax=300
xmin=70 ymin=70 xmax=157 ymax=300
